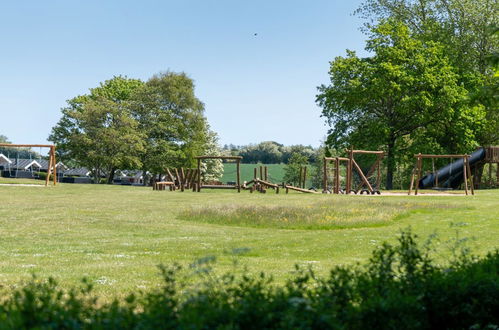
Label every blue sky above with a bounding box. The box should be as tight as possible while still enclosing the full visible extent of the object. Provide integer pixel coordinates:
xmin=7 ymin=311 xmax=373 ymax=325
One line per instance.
xmin=0 ymin=0 xmax=367 ymax=148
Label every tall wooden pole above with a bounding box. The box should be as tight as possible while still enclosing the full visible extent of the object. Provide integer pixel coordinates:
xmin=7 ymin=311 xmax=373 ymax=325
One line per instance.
xmin=415 ymin=154 xmax=422 ymax=196
xmin=52 ymin=146 xmax=57 ymax=186
xmin=322 ymin=158 xmax=327 ymax=193
xmin=236 ymin=159 xmax=241 ymax=193
xmin=466 ymin=156 xmax=474 ymax=195
xmin=254 ymin=167 xmax=257 ymax=180
xmin=347 ymin=148 xmax=353 ymax=193
xmin=463 ymin=156 xmax=469 ymax=195
xmin=264 ymin=166 xmax=268 ymax=181
xmin=45 ymin=150 xmax=53 ymax=187
xmin=197 ymin=158 xmax=201 ymax=192
xmin=335 ymin=157 xmax=340 ymax=194
xmin=259 ymin=166 xmax=263 ymax=180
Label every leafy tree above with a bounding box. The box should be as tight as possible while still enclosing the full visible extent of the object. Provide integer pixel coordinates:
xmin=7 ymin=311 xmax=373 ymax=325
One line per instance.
xmin=283 ymin=152 xmax=309 ymax=186
xmin=317 ymin=20 xmax=477 ymax=189
xmin=356 ymin=0 xmax=499 ymax=145
xmin=49 ymin=76 xmax=145 ymax=183
xmin=200 ymin=130 xmax=224 ymax=182
xmin=130 ymin=72 xmax=209 ymax=179
xmin=0 ymin=135 xmax=9 ymax=143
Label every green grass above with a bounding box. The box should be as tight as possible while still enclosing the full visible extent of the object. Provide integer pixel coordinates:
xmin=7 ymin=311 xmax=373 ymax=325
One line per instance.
xmin=0 ymin=183 xmax=497 ymax=299
xmin=0 ymin=177 xmax=44 ymax=185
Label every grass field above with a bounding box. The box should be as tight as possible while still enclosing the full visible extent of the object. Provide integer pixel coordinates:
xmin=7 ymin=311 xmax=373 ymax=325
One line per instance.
xmin=0 ymin=177 xmax=44 ymax=185
xmin=0 ymin=183 xmax=497 ymax=299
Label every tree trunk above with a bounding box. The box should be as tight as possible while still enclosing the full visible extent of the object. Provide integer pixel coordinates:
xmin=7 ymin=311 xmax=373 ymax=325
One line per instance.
xmin=107 ymin=167 xmax=116 ymax=184
xmin=386 ymin=135 xmax=396 ymax=190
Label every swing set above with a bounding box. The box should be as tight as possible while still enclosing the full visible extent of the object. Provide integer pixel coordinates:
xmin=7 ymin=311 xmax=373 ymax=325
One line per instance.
xmin=323 ymin=148 xmax=385 ymax=194
xmin=0 ymin=144 xmax=57 ymax=186
xmin=408 ymin=153 xmax=474 ymax=195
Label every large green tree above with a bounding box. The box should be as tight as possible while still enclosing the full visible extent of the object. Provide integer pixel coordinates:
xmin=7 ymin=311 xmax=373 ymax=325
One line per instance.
xmin=49 ymin=76 xmax=145 ymax=183
xmin=317 ymin=21 xmax=480 ymax=189
xmin=130 ymin=72 xmax=210 ymax=178
xmin=356 ymin=0 xmax=499 ymax=145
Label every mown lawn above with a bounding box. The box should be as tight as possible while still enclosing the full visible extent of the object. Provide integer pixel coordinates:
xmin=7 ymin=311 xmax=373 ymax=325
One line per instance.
xmin=0 ymin=183 xmax=497 ymax=299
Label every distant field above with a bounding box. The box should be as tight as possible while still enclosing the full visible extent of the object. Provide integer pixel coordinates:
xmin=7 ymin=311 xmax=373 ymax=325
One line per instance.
xmin=221 ymin=163 xmax=313 ymax=186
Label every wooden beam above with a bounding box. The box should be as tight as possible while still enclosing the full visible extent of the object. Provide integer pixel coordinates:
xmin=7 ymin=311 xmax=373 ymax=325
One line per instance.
xmin=284 ymin=185 xmax=317 ymax=194
xmin=197 ymin=158 xmax=201 ymax=192
xmin=0 ymin=144 xmax=55 ymax=148
xmin=195 ymin=156 xmax=242 ymax=160
xmin=413 ymin=154 xmax=469 ymax=158
xmin=351 ymin=159 xmax=374 ymax=192
xmin=52 ymin=146 xmax=57 ymax=186
xmin=236 ymin=159 xmax=241 ymax=193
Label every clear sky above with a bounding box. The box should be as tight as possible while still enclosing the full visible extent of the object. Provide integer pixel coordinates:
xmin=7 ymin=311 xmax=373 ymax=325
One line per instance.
xmin=0 ymin=0 xmax=367 ymax=148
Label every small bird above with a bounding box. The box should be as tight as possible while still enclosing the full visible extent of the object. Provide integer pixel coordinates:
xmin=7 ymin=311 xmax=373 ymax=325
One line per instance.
xmin=254 ymin=33 xmax=258 ymax=36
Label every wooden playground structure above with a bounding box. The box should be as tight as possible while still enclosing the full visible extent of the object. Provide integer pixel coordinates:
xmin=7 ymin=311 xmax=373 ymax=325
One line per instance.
xmin=0 ymin=144 xmax=57 ymax=186
xmin=323 ymin=149 xmax=384 ymax=194
xmin=196 ymin=156 xmax=242 ymax=192
xmin=242 ymin=165 xmax=281 ymax=193
xmin=474 ymin=146 xmax=499 ymax=188
xmin=151 ymin=146 xmax=499 ymax=196
xmin=408 ymin=153 xmax=474 ymax=195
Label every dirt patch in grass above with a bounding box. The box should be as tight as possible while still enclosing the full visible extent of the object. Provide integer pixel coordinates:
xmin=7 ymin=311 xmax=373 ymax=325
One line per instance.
xmin=178 ymin=199 xmax=458 ymax=230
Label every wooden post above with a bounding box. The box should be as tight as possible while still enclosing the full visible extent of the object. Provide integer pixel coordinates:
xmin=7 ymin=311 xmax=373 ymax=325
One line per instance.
xmin=351 ymin=159 xmax=374 ymax=193
xmin=264 ymin=166 xmax=268 ymax=181
xmin=335 ymin=157 xmax=340 ymax=194
xmin=52 ymin=147 xmax=57 ymax=185
xmin=322 ymin=158 xmax=327 ymax=193
xmin=415 ymin=154 xmax=422 ymax=196
xmin=45 ymin=150 xmax=53 ymax=187
xmin=375 ymin=154 xmax=381 ymax=191
xmin=496 ymin=163 xmax=499 ymax=187
xmin=259 ymin=166 xmax=263 ymax=181
xmin=254 ymin=167 xmax=257 ymax=180
xmin=347 ymin=148 xmax=353 ymax=193
xmin=463 ymin=156 xmax=469 ymax=195
xmin=236 ymin=159 xmax=241 ymax=193
xmin=466 ymin=156 xmax=474 ymax=195
xmin=197 ymin=158 xmax=201 ymax=192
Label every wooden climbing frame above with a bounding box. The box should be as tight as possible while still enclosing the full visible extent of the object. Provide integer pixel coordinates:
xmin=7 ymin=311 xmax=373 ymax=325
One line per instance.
xmin=195 ymin=156 xmax=242 ymax=193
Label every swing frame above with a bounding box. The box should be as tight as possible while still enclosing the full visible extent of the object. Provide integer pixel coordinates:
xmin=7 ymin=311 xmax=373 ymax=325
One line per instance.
xmin=408 ymin=153 xmax=474 ymax=196
xmin=0 ymin=144 xmax=57 ymax=186
xmin=195 ymin=156 xmax=242 ymax=192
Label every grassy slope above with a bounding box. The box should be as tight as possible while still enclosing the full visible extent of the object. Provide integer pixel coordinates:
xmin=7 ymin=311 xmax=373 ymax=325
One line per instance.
xmin=0 ymin=184 xmax=497 ymax=299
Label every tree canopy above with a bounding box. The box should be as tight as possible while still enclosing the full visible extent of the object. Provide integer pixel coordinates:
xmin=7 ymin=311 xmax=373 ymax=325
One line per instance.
xmin=49 ymin=73 xmax=215 ymax=183
xmin=317 ymin=20 xmax=482 ymax=188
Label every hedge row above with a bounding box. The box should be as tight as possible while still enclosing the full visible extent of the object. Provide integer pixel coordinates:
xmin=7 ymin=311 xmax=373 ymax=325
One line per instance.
xmin=0 ymin=231 xmax=497 ymax=329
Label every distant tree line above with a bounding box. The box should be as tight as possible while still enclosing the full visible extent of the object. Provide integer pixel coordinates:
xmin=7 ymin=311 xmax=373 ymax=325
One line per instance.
xmin=222 ymin=141 xmax=317 ymax=164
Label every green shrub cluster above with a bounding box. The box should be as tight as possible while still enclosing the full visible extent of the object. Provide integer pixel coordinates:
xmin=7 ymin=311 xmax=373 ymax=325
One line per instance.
xmin=0 ymin=231 xmax=497 ymax=329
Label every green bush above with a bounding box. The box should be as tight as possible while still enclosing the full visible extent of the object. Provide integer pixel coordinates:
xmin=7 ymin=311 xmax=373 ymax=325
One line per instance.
xmin=0 ymin=230 xmax=497 ymax=329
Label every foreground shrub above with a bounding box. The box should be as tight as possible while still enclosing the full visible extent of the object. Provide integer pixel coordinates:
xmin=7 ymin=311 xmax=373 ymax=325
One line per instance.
xmin=0 ymin=230 xmax=497 ymax=329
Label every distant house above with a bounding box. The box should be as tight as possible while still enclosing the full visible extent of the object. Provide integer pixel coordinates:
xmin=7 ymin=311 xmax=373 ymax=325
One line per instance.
xmin=0 ymin=154 xmax=67 ymax=179
xmin=116 ymin=170 xmax=146 ymax=185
